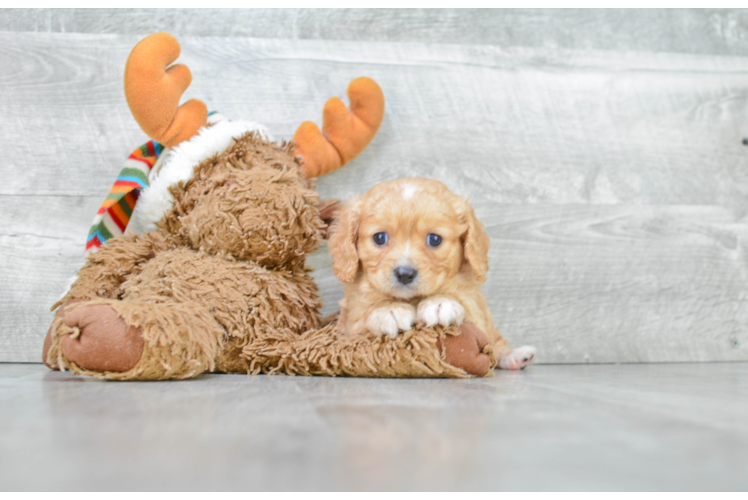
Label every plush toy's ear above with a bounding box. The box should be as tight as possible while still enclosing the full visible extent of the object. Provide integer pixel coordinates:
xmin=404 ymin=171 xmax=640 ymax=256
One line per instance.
xmin=293 ymin=77 xmax=385 ymax=179
xmin=124 ymin=32 xmax=208 ymax=148
xmin=328 ymin=196 xmax=363 ymax=283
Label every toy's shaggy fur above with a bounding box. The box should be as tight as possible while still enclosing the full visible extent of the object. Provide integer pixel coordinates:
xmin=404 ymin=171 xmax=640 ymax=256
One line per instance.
xmin=45 ymin=133 xmax=494 ymax=380
xmin=243 ymin=320 xmax=491 ymax=378
xmin=128 ymin=117 xmax=270 ymax=235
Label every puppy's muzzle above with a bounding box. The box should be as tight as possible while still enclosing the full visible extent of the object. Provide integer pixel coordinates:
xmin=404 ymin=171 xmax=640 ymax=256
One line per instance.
xmin=394 ymin=266 xmax=418 ymax=285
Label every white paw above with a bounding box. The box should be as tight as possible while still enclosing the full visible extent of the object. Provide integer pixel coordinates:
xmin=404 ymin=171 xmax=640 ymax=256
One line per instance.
xmin=498 ymin=345 xmax=537 ymax=370
xmin=416 ymin=297 xmax=466 ymax=327
xmin=366 ymin=304 xmax=416 ymax=338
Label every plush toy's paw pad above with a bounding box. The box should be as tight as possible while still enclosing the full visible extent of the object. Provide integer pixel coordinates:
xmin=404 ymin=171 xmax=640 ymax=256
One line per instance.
xmin=417 ymin=297 xmax=465 ymax=327
xmin=498 ymin=345 xmax=537 ymax=370
xmin=366 ymin=304 xmax=416 ymax=338
xmin=60 ymin=304 xmax=144 ymax=373
xmin=439 ymin=322 xmax=491 ymax=376
xmin=43 ymin=299 xmax=87 ymax=369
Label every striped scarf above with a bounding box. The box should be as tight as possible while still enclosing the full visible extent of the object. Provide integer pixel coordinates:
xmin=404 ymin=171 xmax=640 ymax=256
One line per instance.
xmin=85 ymin=140 xmax=163 ymax=254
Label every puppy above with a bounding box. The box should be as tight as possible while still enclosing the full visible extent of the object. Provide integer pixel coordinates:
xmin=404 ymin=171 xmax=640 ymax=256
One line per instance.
xmin=329 ymin=177 xmax=536 ymax=370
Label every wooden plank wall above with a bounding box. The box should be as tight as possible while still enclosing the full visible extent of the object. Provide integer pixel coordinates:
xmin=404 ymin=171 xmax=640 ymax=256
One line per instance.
xmin=1 ymin=9 xmax=747 ymax=363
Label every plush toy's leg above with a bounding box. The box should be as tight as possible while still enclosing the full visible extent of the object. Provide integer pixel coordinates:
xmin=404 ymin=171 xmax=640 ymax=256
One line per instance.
xmin=120 ymin=247 xmax=322 ymax=346
xmin=45 ymin=247 xmax=323 ymax=380
xmin=45 ymin=299 xmax=222 ymax=380
xmin=54 ymin=233 xmax=177 ymax=308
xmin=213 ymin=337 xmax=250 ymax=374
xmin=243 ymin=321 xmax=495 ymax=378
xmin=43 ymin=233 xmax=181 ymax=370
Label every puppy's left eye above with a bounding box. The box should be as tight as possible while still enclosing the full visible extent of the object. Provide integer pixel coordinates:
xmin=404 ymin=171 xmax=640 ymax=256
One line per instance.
xmin=427 ymin=234 xmax=442 ymax=247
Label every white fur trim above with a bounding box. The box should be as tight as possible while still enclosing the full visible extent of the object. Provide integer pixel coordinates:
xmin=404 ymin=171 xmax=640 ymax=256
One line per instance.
xmin=128 ymin=119 xmax=270 ymax=234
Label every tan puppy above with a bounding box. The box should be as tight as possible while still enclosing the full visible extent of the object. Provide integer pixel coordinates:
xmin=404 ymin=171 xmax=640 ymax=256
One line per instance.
xmin=329 ymin=177 xmax=536 ymax=370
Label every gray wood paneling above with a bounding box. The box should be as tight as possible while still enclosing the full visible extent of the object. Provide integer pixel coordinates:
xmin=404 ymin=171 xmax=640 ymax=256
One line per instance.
xmin=1 ymin=27 xmax=747 ymax=363
xmin=311 ymin=204 xmax=748 ymax=364
xmin=2 ymin=9 xmax=748 ymax=56
xmin=0 ymin=196 xmax=93 ymax=361
xmin=4 ymin=32 xmax=748 ymax=202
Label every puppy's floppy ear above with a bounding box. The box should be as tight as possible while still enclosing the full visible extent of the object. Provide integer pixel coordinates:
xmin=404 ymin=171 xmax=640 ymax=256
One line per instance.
xmin=454 ymin=196 xmax=490 ymax=282
xmin=329 ymin=196 xmax=362 ymax=283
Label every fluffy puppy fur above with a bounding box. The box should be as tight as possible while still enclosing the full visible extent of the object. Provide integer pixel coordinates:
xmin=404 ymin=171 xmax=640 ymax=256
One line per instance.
xmin=329 ymin=177 xmax=536 ymax=370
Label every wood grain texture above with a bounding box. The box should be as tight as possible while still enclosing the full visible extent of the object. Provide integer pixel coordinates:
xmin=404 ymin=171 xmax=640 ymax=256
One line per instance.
xmin=2 ymin=9 xmax=748 ymax=56
xmin=2 ymin=33 xmax=748 ymax=203
xmin=311 ymin=204 xmax=748 ymax=364
xmin=1 ymin=30 xmax=747 ymax=363
xmin=5 ymin=200 xmax=747 ymax=363
xmin=0 ymin=195 xmax=95 ymax=362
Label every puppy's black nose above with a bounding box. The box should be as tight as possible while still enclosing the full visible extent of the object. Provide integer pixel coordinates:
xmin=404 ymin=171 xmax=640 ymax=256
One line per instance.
xmin=394 ymin=266 xmax=418 ymax=285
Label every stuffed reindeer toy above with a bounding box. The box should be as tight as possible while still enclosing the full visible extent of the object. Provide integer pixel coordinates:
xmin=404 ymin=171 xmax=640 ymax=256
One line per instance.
xmin=42 ymin=33 xmax=495 ymax=380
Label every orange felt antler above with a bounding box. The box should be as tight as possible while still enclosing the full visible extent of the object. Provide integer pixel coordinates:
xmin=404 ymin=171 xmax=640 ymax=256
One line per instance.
xmin=124 ymin=33 xmax=208 ymax=148
xmin=293 ymin=77 xmax=385 ymax=178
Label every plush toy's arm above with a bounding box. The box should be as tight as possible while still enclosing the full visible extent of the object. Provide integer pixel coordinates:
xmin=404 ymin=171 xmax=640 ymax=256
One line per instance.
xmin=293 ymin=77 xmax=385 ymax=178
xmin=242 ymin=321 xmax=494 ymax=378
xmin=436 ymin=323 xmax=493 ymax=376
xmin=54 ymin=233 xmax=177 ymax=309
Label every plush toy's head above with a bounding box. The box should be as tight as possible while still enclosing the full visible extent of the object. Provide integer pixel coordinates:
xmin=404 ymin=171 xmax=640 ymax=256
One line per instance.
xmin=107 ymin=31 xmax=385 ymax=268
xmin=124 ymin=32 xmax=384 ymax=178
xmin=160 ymin=133 xmax=322 ymax=268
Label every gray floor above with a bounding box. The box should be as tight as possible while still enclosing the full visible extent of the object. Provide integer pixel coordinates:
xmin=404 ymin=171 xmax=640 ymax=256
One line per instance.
xmin=1 ymin=362 xmax=747 ymax=491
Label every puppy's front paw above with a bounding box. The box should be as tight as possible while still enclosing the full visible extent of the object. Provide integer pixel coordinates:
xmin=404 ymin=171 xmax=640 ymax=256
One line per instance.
xmin=498 ymin=345 xmax=537 ymax=370
xmin=366 ymin=304 xmax=416 ymax=338
xmin=417 ymin=296 xmax=465 ymax=327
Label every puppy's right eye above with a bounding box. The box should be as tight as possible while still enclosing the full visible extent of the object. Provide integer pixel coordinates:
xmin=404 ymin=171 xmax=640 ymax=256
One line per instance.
xmin=373 ymin=232 xmax=388 ymax=246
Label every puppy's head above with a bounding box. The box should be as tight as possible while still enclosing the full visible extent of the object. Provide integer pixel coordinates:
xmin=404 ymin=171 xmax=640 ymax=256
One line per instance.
xmin=329 ymin=178 xmax=490 ymax=299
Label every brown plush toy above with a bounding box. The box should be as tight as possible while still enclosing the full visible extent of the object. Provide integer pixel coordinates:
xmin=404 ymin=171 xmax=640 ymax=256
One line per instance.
xmin=42 ymin=33 xmax=494 ymax=380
